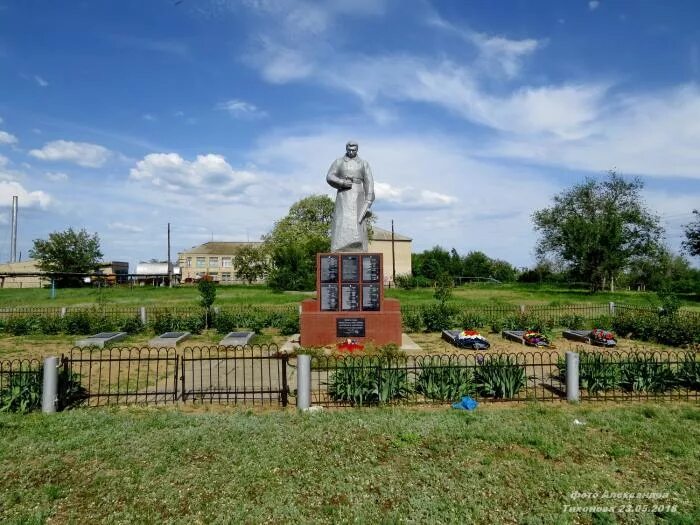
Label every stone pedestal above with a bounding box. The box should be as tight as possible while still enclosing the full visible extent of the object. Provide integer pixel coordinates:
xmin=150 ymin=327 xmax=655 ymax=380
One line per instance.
xmin=299 ymin=252 xmax=402 ymax=346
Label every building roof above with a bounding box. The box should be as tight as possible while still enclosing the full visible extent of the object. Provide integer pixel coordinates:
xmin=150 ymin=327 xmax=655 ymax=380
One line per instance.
xmin=179 ymin=241 xmax=263 ymax=255
xmin=371 ymin=226 xmax=412 ymax=242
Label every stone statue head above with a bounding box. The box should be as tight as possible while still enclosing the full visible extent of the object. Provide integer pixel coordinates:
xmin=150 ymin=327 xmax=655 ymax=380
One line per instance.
xmin=345 ymin=141 xmax=358 ymax=158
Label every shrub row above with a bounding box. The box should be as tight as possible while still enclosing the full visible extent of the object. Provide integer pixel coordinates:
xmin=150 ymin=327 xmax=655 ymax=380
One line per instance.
xmin=214 ymin=308 xmax=299 ymax=336
xmin=556 ymin=352 xmax=699 ymax=394
xmin=611 ymin=311 xmax=700 ymax=347
xmin=0 ymin=311 xmax=145 ymax=336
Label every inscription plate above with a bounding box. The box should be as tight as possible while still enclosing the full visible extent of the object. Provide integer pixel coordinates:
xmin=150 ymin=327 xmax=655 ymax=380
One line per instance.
xmin=362 ymin=254 xmax=381 ymax=282
xmin=320 ymin=255 xmax=339 ymax=283
xmin=337 ymin=318 xmax=366 ymax=338
xmin=341 ymin=255 xmax=359 ymax=282
xmin=320 ymin=284 xmax=339 ymax=311
xmin=362 ymin=283 xmax=381 ymax=311
xmin=341 ymin=283 xmax=360 ymax=311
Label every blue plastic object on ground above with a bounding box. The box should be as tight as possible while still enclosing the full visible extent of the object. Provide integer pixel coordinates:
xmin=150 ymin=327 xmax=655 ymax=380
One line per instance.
xmin=452 ymin=396 xmax=478 ymax=410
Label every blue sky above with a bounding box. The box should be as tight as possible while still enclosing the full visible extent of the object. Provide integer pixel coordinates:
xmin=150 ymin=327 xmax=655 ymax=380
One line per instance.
xmin=1 ymin=0 xmax=699 ymax=270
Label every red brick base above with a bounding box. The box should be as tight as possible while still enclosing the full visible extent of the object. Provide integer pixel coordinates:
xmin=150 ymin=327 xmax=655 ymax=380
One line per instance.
xmin=299 ymin=298 xmax=402 ymax=346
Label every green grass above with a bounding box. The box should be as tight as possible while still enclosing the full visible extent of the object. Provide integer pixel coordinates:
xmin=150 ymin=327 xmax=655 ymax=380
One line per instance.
xmin=1 ymin=282 xmax=698 ymax=309
xmin=1 ymin=403 xmax=698 ymax=524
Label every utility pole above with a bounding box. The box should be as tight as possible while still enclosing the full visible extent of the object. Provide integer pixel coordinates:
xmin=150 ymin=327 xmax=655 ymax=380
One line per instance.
xmin=391 ymin=219 xmax=396 ymax=285
xmin=10 ymin=196 xmax=18 ymax=262
xmin=167 ymin=222 xmax=172 ymax=288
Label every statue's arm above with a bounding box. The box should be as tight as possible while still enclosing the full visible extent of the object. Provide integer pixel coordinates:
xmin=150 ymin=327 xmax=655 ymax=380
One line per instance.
xmin=326 ymin=159 xmax=351 ymax=190
xmin=358 ymin=161 xmax=375 ymax=223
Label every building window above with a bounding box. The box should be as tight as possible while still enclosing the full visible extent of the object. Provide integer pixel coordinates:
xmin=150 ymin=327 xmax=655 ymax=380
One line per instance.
xmin=209 ymin=257 xmax=218 ymax=267
xmin=222 ymin=272 xmax=231 ymax=282
xmin=196 ymin=257 xmax=206 ymax=268
xmin=186 ymin=257 xmax=192 ymax=268
xmin=222 ymin=257 xmax=232 ymax=268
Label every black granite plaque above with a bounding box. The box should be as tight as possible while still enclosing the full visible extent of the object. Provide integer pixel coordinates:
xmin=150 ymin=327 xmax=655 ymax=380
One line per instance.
xmin=320 ymin=255 xmax=339 ymax=283
xmin=341 ymin=255 xmax=359 ymax=282
xmin=337 ymin=318 xmax=366 ymax=338
xmin=362 ymin=254 xmax=381 ymax=282
xmin=362 ymin=283 xmax=380 ymax=311
xmin=320 ymin=284 xmax=339 ymax=311
xmin=341 ymin=283 xmax=360 ymax=311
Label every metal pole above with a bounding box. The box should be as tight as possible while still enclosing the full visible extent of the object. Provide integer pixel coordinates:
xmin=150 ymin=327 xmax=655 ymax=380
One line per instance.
xmin=167 ymin=222 xmax=173 ymax=288
xmin=42 ymin=356 xmax=59 ymax=414
xmin=51 ymin=278 xmax=56 ymax=299
xmin=297 ymin=354 xmax=311 ymax=410
xmin=10 ymin=196 xmax=18 ymax=262
xmin=391 ymin=220 xmax=396 ymax=285
xmin=565 ymin=351 xmax=580 ymax=402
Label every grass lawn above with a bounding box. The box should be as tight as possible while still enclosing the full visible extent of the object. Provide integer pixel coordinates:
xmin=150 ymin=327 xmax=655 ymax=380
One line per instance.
xmin=1 ymin=282 xmax=697 ymax=309
xmin=1 ymin=403 xmax=698 ymax=524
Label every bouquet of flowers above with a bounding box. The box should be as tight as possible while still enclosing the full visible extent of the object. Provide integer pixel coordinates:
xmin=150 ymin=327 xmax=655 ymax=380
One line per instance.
xmin=523 ymin=330 xmax=550 ymax=347
xmin=337 ymin=339 xmax=364 ymax=352
xmin=456 ymin=329 xmax=490 ymax=350
xmin=590 ymin=328 xmax=616 ymax=347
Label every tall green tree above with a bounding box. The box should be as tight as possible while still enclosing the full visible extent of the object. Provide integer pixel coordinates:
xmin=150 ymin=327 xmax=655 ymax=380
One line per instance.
xmin=263 ymin=195 xmax=334 ymax=291
xmin=233 ymin=245 xmax=268 ymax=284
xmin=682 ymin=210 xmax=700 ymax=257
xmin=532 ymin=171 xmax=663 ymax=292
xmin=29 ymin=228 xmax=103 ymax=287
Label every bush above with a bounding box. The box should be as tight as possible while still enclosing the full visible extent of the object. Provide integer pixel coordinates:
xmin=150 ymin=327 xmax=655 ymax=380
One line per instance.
xmin=394 ymin=274 xmax=417 ymax=289
xmin=458 ymin=312 xmax=488 ymax=330
xmin=421 ymin=302 xmax=458 ymax=332
xmin=474 ymin=355 xmax=526 ymax=399
xmin=328 ymin=358 xmax=412 ymax=405
xmin=63 ymin=311 xmax=94 ymax=335
xmin=213 ymin=310 xmax=265 ymax=334
xmin=151 ymin=311 xmax=205 ymax=335
xmin=38 ymin=315 xmax=64 ymax=335
xmin=416 ymin=359 xmax=475 ymax=401
xmin=278 ymin=313 xmax=299 ymax=336
xmin=401 ymin=308 xmax=423 ymax=333
xmin=676 ymin=354 xmax=700 ymax=390
xmin=118 ymin=316 xmax=144 ymax=335
xmin=0 ymin=366 xmax=86 ymax=413
xmin=4 ymin=316 xmax=41 ymax=336
xmin=558 ymin=313 xmax=586 ymax=330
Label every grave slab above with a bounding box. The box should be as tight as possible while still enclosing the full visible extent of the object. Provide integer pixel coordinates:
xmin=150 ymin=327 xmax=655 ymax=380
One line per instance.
xmin=149 ymin=331 xmax=191 ymax=347
xmin=563 ymin=329 xmax=616 ymax=347
xmin=75 ymin=331 xmax=128 ymax=348
xmin=219 ymin=331 xmax=255 ymax=347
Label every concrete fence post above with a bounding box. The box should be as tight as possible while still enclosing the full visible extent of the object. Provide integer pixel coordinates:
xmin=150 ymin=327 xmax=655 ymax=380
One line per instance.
xmin=60 ymin=307 xmax=67 ymax=318
xmin=42 ymin=356 xmax=59 ymax=414
xmin=519 ymin=304 xmax=526 ymax=315
xmin=140 ymin=306 xmax=147 ymax=326
xmin=565 ymin=351 xmax=580 ymax=402
xmin=609 ymin=301 xmax=616 ymax=316
xmin=297 ymin=354 xmax=311 ymax=410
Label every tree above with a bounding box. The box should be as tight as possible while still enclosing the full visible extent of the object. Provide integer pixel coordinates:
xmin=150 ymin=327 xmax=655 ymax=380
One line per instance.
xmin=233 ymin=245 xmax=268 ymax=284
xmin=682 ymin=210 xmax=700 ymax=257
xmin=29 ymin=228 xmax=103 ymax=287
xmin=263 ymin=195 xmax=334 ymax=291
xmin=462 ymin=251 xmax=492 ymax=278
xmin=532 ymin=171 xmax=663 ymax=292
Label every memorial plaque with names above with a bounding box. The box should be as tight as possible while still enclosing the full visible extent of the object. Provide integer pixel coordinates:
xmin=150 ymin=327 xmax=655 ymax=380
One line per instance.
xmin=320 ymin=255 xmax=339 ymax=283
xmin=362 ymin=283 xmax=381 ymax=311
xmin=341 ymin=255 xmax=359 ymax=282
xmin=341 ymin=283 xmax=360 ymax=311
xmin=320 ymin=284 xmax=339 ymax=311
xmin=337 ymin=318 xmax=366 ymax=338
xmin=362 ymin=254 xmax=381 ymax=282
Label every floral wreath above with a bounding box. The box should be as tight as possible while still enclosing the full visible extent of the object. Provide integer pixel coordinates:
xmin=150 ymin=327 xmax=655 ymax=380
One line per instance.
xmin=523 ymin=330 xmax=550 ymax=347
xmin=590 ymin=328 xmax=616 ymax=346
xmin=337 ymin=339 xmax=364 ymax=352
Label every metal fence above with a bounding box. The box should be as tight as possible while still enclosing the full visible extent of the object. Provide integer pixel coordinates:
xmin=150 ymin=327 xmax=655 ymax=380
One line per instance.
xmin=1 ymin=348 xmax=697 ymax=411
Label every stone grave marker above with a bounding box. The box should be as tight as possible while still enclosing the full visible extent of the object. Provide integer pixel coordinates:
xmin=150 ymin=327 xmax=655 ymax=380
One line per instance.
xmin=75 ymin=332 xmax=128 ymax=348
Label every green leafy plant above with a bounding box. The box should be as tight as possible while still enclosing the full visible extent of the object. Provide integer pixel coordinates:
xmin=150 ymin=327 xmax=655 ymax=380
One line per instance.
xmin=558 ymin=313 xmax=586 ymax=330
xmin=676 ymin=354 xmax=700 ymax=390
xmin=151 ymin=311 xmax=205 ymax=335
xmin=328 ymin=358 xmax=412 ymax=406
xmin=474 ymin=355 xmax=526 ymax=399
xmin=416 ymin=359 xmax=475 ymax=401
xmin=619 ymin=355 xmax=676 ymax=393
xmin=0 ymin=368 xmax=41 ymax=413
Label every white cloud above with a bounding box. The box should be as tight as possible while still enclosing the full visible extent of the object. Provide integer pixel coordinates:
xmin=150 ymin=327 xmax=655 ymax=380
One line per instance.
xmin=374 ymin=182 xmax=456 ymax=209
xmin=0 ymin=154 xmax=7 ymax=167
xmin=0 ymin=180 xmax=51 ymax=208
xmin=129 ymin=152 xmax=257 ymax=197
xmin=108 ymin=222 xmax=143 ymax=233
xmin=216 ymin=99 xmax=267 ymax=119
xmin=29 ymin=140 xmax=112 ymax=168
xmin=142 ymin=113 xmax=156 ymax=121
xmin=45 ymin=171 xmax=68 ymax=182
xmin=0 ymin=130 xmax=18 ymax=145
xmin=589 ymin=1 xmax=600 ymax=11
xmin=488 ymin=84 xmax=700 ymax=179
xmin=470 ymin=32 xmax=541 ymax=78
xmin=34 ymin=75 xmax=49 ymax=87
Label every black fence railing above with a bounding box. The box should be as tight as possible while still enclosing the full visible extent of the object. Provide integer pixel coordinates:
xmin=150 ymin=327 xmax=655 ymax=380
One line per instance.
xmin=2 ymin=348 xmax=697 ymax=412
xmin=180 ymin=345 xmax=288 ymax=406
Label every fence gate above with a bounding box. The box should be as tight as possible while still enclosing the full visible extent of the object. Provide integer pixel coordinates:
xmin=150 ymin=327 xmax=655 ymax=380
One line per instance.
xmin=180 ymin=345 xmax=289 ymax=406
